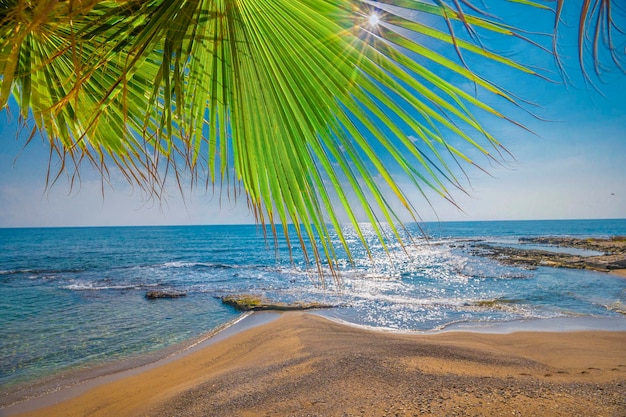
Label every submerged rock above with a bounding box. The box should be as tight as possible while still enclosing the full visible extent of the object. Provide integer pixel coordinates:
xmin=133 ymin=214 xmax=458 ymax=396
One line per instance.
xmin=145 ymin=290 xmax=187 ymax=300
xmin=220 ymin=295 xmax=335 ymax=312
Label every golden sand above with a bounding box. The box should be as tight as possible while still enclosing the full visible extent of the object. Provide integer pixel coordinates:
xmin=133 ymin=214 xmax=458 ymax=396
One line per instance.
xmin=6 ymin=312 xmax=626 ymax=417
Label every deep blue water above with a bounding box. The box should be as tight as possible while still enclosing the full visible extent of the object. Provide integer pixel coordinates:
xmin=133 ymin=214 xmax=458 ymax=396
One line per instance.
xmin=1 ymin=219 xmax=625 ymax=392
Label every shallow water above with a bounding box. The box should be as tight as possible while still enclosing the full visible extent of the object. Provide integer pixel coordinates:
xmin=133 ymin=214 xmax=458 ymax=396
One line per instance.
xmin=1 ymin=219 xmax=625 ymax=391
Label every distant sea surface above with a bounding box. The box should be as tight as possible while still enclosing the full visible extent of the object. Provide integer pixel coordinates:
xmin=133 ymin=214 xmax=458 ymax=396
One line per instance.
xmin=1 ymin=219 xmax=626 ymax=392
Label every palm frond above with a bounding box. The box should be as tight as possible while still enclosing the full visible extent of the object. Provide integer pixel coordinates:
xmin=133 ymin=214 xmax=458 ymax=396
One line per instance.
xmin=553 ymin=0 xmax=626 ymax=80
xmin=1 ymin=0 xmax=560 ymax=277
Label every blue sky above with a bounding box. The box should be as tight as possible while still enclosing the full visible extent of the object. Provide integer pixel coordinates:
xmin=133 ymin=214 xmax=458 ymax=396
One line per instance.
xmin=0 ymin=2 xmax=625 ymax=227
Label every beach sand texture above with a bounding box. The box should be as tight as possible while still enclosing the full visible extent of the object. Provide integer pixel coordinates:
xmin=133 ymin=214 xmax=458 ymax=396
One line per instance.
xmin=6 ymin=312 xmax=626 ymax=417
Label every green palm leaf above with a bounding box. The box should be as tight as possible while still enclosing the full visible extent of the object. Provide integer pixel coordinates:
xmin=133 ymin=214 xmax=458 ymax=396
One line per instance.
xmin=1 ymin=0 xmax=620 ymax=277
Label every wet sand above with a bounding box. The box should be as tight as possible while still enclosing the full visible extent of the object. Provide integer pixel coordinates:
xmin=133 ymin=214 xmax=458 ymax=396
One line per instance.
xmin=3 ymin=312 xmax=625 ymax=417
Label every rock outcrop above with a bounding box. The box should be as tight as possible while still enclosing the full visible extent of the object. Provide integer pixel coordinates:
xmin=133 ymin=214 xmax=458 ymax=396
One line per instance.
xmin=145 ymin=290 xmax=187 ymax=299
xmin=473 ymin=236 xmax=626 ymax=273
xmin=519 ymin=236 xmax=626 ymax=254
xmin=220 ymin=295 xmax=335 ymax=311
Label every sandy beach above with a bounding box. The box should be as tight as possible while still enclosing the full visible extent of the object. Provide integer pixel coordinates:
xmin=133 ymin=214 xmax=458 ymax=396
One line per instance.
xmin=3 ymin=312 xmax=625 ymax=417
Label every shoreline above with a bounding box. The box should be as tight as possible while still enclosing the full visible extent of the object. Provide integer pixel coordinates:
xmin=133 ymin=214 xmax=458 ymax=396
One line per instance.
xmin=2 ymin=312 xmax=625 ymax=417
xmin=313 ymin=313 xmax=626 ymax=335
xmin=0 ymin=311 xmax=280 ymax=414
xmin=5 ymin=313 xmax=624 ymax=412
xmin=3 ymin=313 xmax=625 ymax=410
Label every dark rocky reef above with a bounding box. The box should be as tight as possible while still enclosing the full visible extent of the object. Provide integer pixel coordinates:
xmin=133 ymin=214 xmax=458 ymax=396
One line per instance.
xmin=145 ymin=290 xmax=187 ymax=300
xmin=472 ymin=236 xmax=626 ymax=273
xmin=220 ymin=295 xmax=335 ymax=312
xmin=519 ymin=236 xmax=626 ymax=254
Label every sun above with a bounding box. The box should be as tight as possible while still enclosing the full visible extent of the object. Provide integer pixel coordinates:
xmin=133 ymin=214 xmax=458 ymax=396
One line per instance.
xmin=368 ymin=14 xmax=380 ymax=26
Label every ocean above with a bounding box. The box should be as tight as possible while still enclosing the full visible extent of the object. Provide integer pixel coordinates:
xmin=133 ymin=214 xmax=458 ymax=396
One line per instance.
xmin=1 ymin=219 xmax=625 ymax=395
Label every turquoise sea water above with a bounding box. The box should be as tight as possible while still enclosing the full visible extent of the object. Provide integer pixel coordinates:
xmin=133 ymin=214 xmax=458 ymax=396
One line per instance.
xmin=1 ymin=219 xmax=625 ymax=395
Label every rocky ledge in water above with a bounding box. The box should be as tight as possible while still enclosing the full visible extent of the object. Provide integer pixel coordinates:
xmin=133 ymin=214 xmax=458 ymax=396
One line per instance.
xmin=520 ymin=236 xmax=626 ymax=253
xmin=220 ymin=295 xmax=335 ymax=312
xmin=472 ymin=236 xmax=626 ymax=273
xmin=145 ymin=290 xmax=187 ymax=300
